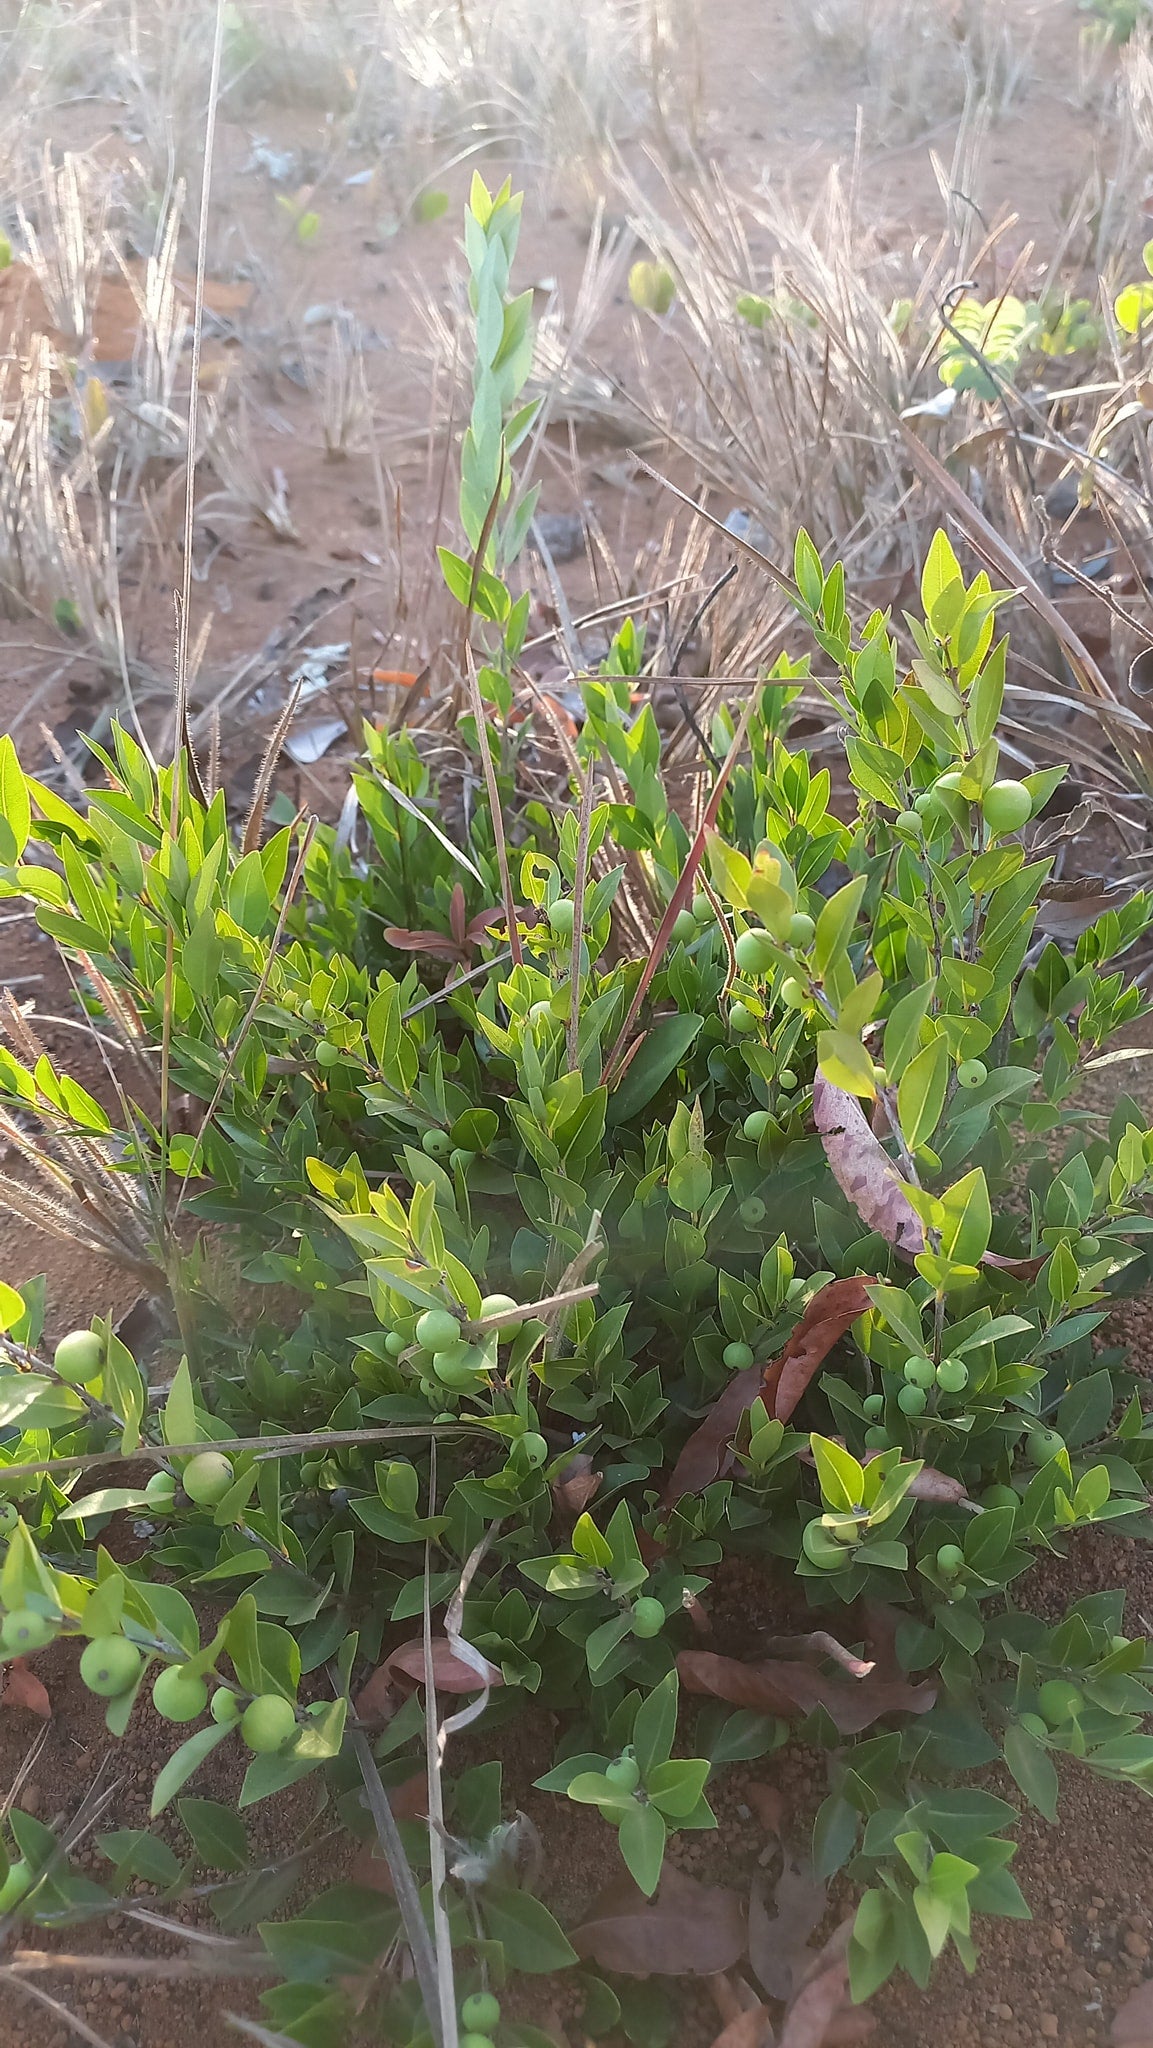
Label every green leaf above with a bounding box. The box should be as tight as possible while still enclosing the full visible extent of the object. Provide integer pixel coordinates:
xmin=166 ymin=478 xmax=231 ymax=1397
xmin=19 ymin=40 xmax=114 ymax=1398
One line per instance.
xmin=0 ymin=734 xmax=31 ymax=864
xmin=939 ymin=1168 xmax=992 ymax=1268
xmin=618 ymin=1801 xmax=667 ymax=1896
xmin=633 ymin=1671 xmax=678 ymax=1778
xmin=1002 ymin=1724 xmax=1058 ymax=1822
xmin=897 ymin=1036 xmax=949 ymax=1150
xmin=817 ymin=1027 xmax=876 ymax=1099
xmin=178 ymin=1797 xmax=250 ymax=1873
xmin=811 ymin=1434 xmax=865 ymax=1514
xmin=482 ymin=1885 xmax=578 ymax=1972
xmin=606 ymin=1014 xmax=704 ymax=1124
xmin=645 ymin=1759 xmax=712 ymax=1819
xmin=150 ymin=1724 xmax=233 ymax=1818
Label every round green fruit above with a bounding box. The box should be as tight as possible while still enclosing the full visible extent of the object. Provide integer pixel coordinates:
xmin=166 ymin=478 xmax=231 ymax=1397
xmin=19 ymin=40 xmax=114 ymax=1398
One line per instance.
xmin=0 ymin=1861 xmax=31 ymax=1911
xmin=182 ymin=1452 xmax=235 ymax=1507
xmin=1026 ymin=1428 xmax=1065 ymax=1467
xmin=692 ymin=894 xmax=712 ymax=924
xmin=982 ymin=780 xmax=1033 ymax=834
xmin=79 ymin=1635 xmax=141 ymax=1698
xmin=740 ymin=1197 xmax=767 ymax=1226
xmin=671 ymin=909 xmax=698 ymax=944
xmin=548 ymin=899 xmax=575 ymax=937
xmin=787 ymin=912 xmax=815 ymax=946
xmin=479 ymin=1293 xmax=521 ymax=1333
xmin=897 ymin=1383 xmax=927 ymax=1417
xmin=152 ymin=1665 xmax=208 ymax=1723
xmin=862 ymin=1393 xmax=884 ymax=1419
xmin=604 ymin=1752 xmax=641 ymax=1794
xmin=903 ymin=1355 xmax=936 ymax=1389
xmin=416 ymin=1309 xmax=461 ymax=1353
xmin=384 ymin=1331 xmax=406 ymax=1357
xmin=936 ymin=1544 xmax=965 ymax=1578
xmin=895 ymin=809 xmax=923 ymax=836
xmin=802 ymin=1522 xmax=847 ymax=1570
xmin=729 ymin=1001 xmax=758 ymax=1035
xmin=743 ymin=1110 xmax=771 ymax=1141
xmin=422 ymin=1128 xmax=452 ymax=1158
xmin=210 ymin=1686 xmax=242 ymax=1724
xmin=778 ymin=1068 xmax=798 ymax=1091
xmin=779 ymin=977 xmax=806 ymax=1009
xmin=52 ymin=1329 xmax=103 ymax=1384
xmin=723 ymin=1341 xmax=755 ymax=1372
xmin=936 ymin=1358 xmax=969 ymax=1395
xmin=956 ymin=1058 xmax=987 ymax=1089
xmin=315 ymin=1041 xmax=340 ymax=1068
xmin=734 ymin=928 xmax=777 ymax=975
xmin=519 ymin=1433 xmax=549 ymax=1468
xmin=0 ymin=1503 xmax=16 ymax=1536
xmin=461 ymin=1997 xmax=502 ymax=2035
xmin=144 ymin=1470 xmax=177 ymax=1512
xmin=433 ymin=1348 xmax=478 ymax=1389
xmin=241 ymin=1693 xmax=297 ymax=1754
xmin=1038 ymin=1679 xmax=1083 ymax=1726
xmin=864 ymin=1426 xmax=890 ymax=1449
xmin=0 ymin=1609 xmax=55 ymax=1654
xmin=460 ymin=2035 xmax=495 ymax=2048
xmin=630 ymin=1597 xmax=665 ymax=1639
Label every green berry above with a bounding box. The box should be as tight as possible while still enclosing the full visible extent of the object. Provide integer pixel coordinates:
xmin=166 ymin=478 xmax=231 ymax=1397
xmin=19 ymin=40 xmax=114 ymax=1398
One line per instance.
xmin=743 ymin=1110 xmax=771 ymax=1141
xmin=864 ymin=1425 xmax=890 ymax=1449
xmin=384 ymin=1331 xmax=406 ymax=1357
xmin=787 ymin=911 xmax=815 ymax=946
xmin=1026 ymin=1428 xmax=1065 ymax=1467
xmin=182 ymin=1452 xmax=235 ymax=1506
xmin=723 ymin=1341 xmax=755 ymax=1372
xmin=671 ymin=909 xmax=698 ymax=944
xmin=956 ymin=1058 xmax=987 ymax=1089
xmin=779 ymin=976 xmax=805 ymax=1009
xmin=0 ymin=1860 xmax=30 ymax=1910
xmin=903 ymin=1354 xmax=936 ymax=1388
xmin=52 ymin=1329 xmax=104 ymax=1384
xmin=630 ymin=1597 xmax=665 ymax=1639
xmin=895 ymin=809 xmax=923 ymax=835
xmin=422 ymin=1128 xmax=452 ymax=1157
xmin=241 ymin=1693 xmax=297 ymax=1754
xmin=862 ymin=1393 xmax=884 ymax=1419
xmin=144 ymin=1470 xmax=177 ymax=1512
xmin=549 ymin=899 xmax=575 ymax=937
xmin=982 ymin=780 xmax=1033 ymax=834
xmin=1081 ymin=1236 xmax=1101 ymax=1257
xmin=519 ymin=1433 xmax=549 ymax=1467
xmin=740 ymin=1197 xmax=766 ymax=1225
xmin=416 ymin=1309 xmax=461 ymax=1353
xmin=460 ymin=2036 xmax=495 ymax=2048
xmin=604 ymin=1752 xmax=641 ymax=1794
xmin=729 ymin=1001 xmax=758 ymax=1035
xmin=461 ymin=1997 xmax=502 ymax=2035
xmin=1038 ymin=1679 xmax=1083 ymax=1726
xmin=79 ymin=1635 xmax=142 ymax=1698
xmin=315 ymin=1041 xmax=340 ymax=1068
xmin=802 ymin=1521 xmax=847 ymax=1569
xmin=152 ymin=1665 xmax=208 ymax=1723
xmin=936 ymin=1357 xmax=969 ymax=1394
xmin=897 ymin=1383 xmax=927 ymax=1416
xmin=0 ymin=1609 xmax=56 ymax=1654
xmin=778 ymin=1068 xmax=798 ymax=1091
xmin=734 ymin=928 xmax=777 ymax=974
xmin=210 ymin=1686 xmax=241 ymax=1724
xmin=936 ymin=1544 xmax=965 ymax=1578
xmin=434 ymin=1348 xmax=481 ymax=1390
xmin=691 ymin=894 xmax=712 ymax=925
xmin=0 ymin=1503 xmax=17 ymax=1535
xmin=479 ymin=1293 xmax=521 ymax=1333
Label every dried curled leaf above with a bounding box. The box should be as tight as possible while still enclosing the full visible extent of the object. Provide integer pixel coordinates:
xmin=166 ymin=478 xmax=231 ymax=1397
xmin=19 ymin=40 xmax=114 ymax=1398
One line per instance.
xmin=0 ymin=1656 xmax=51 ymax=1719
xmin=779 ymin=1922 xmax=875 ymax=2048
xmin=812 ymin=1076 xmax=923 ymax=1255
xmin=677 ymin=1639 xmax=935 ymax=1737
xmin=708 ymin=2009 xmax=773 ymax=2048
xmin=354 ymin=1636 xmax=502 ymax=1721
xmin=572 ymin=1866 xmax=747 ymax=1977
xmin=663 ymin=1278 xmax=874 ymax=1506
xmin=862 ymin=1451 xmax=970 ymax=1505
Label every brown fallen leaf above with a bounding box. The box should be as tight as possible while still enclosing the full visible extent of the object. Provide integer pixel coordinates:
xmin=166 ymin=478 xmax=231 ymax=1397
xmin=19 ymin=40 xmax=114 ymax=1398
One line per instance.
xmin=551 ymin=1452 xmax=602 ymax=1518
xmin=348 ymin=1773 xmax=428 ymax=1893
xmin=812 ymin=1077 xmax=923 ymax=1256
xmin=779 ymin=1922 xmax=874 ymax=2048
xmin=861 ymin=1452 xmax=970 ymax=1505
xmin=745 ymin=1782 xmax=786 ymax=1835
xmin=571 ymin=1866 xmax=747 ymax=1977
xmin=354 ymin=1637 xmax=503 ymax=1721
xmin=1 ymin=1657 xmax=51 ymax=1719
xmin=677 ymin=1643 xmax=935 ymax=1737
xmin=708 ymin=2008 xmax=774 ymax=2048
xmin=663 ymin=1278 xmax=874 ymax=1506
xmin=749 ymin=1855 xmax=827 ymax=2001
xmin=1113 ymin=1977 xmax=1153 ymax=2045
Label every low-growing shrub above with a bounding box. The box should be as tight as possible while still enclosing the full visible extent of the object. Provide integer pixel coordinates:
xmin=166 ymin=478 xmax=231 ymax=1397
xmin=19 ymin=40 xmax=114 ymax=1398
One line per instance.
xmin=2 ymin=178 xmax=1153 ymax=2040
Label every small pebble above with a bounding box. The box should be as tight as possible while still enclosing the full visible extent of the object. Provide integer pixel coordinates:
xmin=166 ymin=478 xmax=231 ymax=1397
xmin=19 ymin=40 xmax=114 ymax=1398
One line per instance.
xmin=1041 ymin=2018 xmax=1059 ymax=2040
xmin=1124 ymin=1930 xmax=1150 ymax=1960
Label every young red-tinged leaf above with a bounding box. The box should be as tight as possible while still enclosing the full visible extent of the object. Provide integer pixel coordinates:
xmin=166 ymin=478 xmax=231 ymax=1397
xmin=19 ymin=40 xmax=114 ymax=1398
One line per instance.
xmin=663 ymin=1279 xmax=873 ymax=1505
xmin=1112 ymin=1975 xmax=1153 ymax=2045
xmin=1 ymin=1656 xmax=51 ymax=1719
xmin=572 ymin=1867 xmax=747 ymax=1976
xmin=812 ymin=1077 xmax=924 ymax=1255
